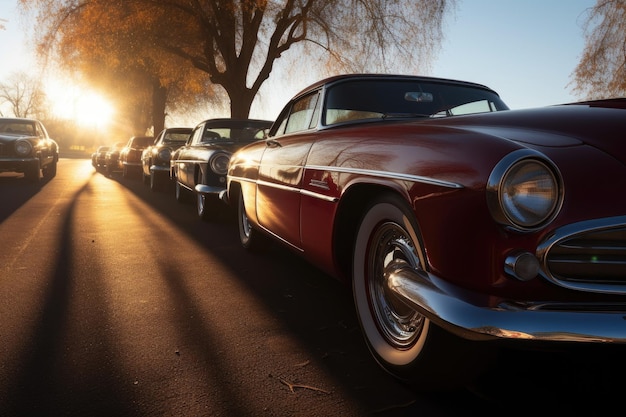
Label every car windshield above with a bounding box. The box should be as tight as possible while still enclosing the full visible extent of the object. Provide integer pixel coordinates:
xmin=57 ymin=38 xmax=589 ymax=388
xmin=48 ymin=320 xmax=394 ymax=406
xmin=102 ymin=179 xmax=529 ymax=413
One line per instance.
xmin=134 ymin=137 xmax=155 ymax=147
xmin=0 ymin=120 xmax=36 ymax=136
xmin=202 ymin=126 xmax=267 ymax=143
xmin=162 ymin=133 xmax=189 ymax=144
xmin=324 ymin=79 xmax=509 ymax=125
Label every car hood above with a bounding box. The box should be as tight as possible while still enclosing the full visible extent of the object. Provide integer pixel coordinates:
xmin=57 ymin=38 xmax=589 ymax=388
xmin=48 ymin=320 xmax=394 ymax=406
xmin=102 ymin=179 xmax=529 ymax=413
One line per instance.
xmin=433 ymin=99 xmax=626 ymax=164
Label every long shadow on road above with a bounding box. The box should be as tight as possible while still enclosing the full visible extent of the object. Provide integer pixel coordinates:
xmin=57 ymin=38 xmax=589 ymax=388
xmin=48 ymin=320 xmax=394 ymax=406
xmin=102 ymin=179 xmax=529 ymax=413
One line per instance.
xmin=91 ymin=168 xmax=626 ymax=415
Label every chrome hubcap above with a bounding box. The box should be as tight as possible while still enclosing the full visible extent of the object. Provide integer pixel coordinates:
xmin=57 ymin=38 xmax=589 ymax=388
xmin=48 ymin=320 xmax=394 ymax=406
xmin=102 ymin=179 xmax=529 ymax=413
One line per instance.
xmin=368 ymin=221 xmax=424 ymax=349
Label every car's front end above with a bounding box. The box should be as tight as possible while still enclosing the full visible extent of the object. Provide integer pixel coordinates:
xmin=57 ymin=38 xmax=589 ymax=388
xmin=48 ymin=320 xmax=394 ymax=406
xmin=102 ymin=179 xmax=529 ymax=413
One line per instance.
xmin=149 ymin=145 xmax=178 ymax=177
xmin=0 ymin=135 xmax=40 ymax=174
xmin=105 ymin=144 xmax=124 ymax=175
xmin=122 ymin=148 xmax=143 ymax=171
xmin=0 ymin=124 xmax=58 ymax=181
xmin=194 ymin=150 xmax=232 ymax=197
xmin=381 ymin=99 xmax=626 ymax=344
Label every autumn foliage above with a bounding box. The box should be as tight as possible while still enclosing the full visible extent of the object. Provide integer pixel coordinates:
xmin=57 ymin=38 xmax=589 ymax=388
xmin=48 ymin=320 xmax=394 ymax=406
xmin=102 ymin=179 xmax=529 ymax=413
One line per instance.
xmin=20 ymin=0 xmax=455 ymax=133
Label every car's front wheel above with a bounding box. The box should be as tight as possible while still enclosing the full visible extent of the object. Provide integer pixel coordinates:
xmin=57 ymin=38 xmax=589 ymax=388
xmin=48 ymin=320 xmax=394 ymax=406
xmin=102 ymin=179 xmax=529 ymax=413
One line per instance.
xmin=352 ymin=193 xmax=491 ymax=390
xmin=195 ymin=171 xmax=213 ymax=221
xmin=43 ymin=159 xmax=57 ymax=179
xmin=237 ymin=186 xmax=265 ymax=250
xmin=175 ymin=180 xmax=189 ymax=203
xmin=24 ymin=160 xmax=40 ymax=182
xmin=150 ymin=171 xmax=162 ymax=191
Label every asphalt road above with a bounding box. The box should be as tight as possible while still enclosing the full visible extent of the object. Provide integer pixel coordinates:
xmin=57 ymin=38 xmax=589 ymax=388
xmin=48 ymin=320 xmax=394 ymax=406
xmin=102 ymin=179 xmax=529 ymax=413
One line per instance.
xmin=0 ymin=158 xmax=624 ymax=416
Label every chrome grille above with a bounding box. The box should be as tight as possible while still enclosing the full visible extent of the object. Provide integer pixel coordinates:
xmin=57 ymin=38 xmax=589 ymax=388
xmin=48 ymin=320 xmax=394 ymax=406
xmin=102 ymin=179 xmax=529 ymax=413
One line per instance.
xmin=537 ymin=216 xmax=626 ymax=294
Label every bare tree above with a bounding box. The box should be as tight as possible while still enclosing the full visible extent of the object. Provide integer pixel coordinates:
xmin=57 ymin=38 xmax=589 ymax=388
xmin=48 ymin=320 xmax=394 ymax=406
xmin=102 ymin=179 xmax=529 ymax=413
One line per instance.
xmin=20 ymin=0 xmax=455 ymax=124
xmin=0 ymin=72 xmax=47 ymax=118
xmin=571 ymin=0 xmax=626 ymax=100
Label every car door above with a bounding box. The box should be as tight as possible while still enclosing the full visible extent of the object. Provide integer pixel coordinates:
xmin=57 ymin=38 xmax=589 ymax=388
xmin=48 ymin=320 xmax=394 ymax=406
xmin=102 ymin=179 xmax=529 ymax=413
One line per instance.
xmin=255 ymin=91 xmax=321 ymax=249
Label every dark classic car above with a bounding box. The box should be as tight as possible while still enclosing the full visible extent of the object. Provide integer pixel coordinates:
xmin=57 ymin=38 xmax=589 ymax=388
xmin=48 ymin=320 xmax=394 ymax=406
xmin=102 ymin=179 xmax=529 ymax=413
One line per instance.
xmin=0 ymin=117 xmax=59 ymax=182
xmin=105 ymin=142 xmax=125 ymax=176
xmin=224 ymin=74 xmax=626 ymax=389
xmin=119 ymin=135 xmax=155 ymax=178
xmin=170 ymin=118 xmax=272 ymax=220
xmin=141 ymin=127 xmax=192 ymax=191
xmin=92 ymin=145 xmax=109 ymax=171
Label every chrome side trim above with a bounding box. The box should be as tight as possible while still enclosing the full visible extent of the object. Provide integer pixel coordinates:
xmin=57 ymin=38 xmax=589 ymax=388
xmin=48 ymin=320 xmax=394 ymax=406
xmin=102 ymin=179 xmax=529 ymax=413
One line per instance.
xmin=305 ymin=164 xmax=463 ymax=189
xmin=229 ymin=162 xmax=462 ymax=204
xmin=386 ymin=262 xmax=626 ymax=343
xmin=256 ymin=179 xmax=338 ymax=202
xmin=301 ymin=188 xmax=338 ymax=202
xmin=257 ymin=179 xmax=298 ymax=193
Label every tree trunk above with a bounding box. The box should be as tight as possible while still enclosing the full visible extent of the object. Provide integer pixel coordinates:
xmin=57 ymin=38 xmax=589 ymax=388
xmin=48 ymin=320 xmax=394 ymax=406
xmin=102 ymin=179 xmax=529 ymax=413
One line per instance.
xmin=152 ymin=81 xmax=167 ymax=135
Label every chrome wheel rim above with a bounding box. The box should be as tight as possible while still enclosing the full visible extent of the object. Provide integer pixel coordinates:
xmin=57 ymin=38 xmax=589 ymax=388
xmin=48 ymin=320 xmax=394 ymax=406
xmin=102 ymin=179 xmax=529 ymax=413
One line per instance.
xmin=240 ymin=200 xmax=251 ymax=239
xmin=197 ymin=193 xmax=206 ymax=216
xmin=368 ymin=221 xmax=425 ymax=349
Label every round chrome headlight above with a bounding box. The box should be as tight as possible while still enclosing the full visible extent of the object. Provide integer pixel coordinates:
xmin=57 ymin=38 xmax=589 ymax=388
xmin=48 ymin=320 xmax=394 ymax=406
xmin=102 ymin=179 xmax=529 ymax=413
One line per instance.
xmin=15 ymin=139 xmax=33 ymax=156
xmin=157 ymin=148 xmax=171 ymax=161
xmin=209 ymin=152 xmax=231 ymax=175
xmin=487 ymin=150 xmax=562 ymax=231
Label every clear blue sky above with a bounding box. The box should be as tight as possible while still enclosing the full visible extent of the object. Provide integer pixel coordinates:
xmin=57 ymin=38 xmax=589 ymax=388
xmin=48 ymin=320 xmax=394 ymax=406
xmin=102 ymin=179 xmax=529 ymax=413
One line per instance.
xmin=0 ymin=0 xmax=596 ymax=121
xmin=432 ymin=0 xmax=596 ymax=109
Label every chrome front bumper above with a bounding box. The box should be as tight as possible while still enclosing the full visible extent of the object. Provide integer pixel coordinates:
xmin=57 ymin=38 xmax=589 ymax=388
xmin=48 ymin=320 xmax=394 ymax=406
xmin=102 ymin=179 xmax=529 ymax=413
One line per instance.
xmin=195 ymin=184 xmax=226 ymax=196
xmin=387 ymin=264 xmax=626 ymax=343
xmin=150 ymin=164 xmax=169 ymax=173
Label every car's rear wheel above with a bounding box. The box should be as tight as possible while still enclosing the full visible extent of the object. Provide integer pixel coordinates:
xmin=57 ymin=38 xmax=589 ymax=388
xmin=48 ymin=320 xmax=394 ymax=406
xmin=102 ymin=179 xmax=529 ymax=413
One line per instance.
xmin=352 ymin=193 xmax=491 ymax=390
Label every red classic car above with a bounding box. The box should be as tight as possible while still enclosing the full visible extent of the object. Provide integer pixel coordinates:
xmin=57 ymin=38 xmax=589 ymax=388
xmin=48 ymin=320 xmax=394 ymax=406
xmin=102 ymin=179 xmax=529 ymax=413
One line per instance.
xmin=224 ymin=74 xmax=626 ymax=389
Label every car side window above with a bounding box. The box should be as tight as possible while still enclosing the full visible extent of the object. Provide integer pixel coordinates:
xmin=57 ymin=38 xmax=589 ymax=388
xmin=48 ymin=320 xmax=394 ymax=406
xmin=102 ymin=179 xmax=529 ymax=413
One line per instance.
xmin=283 ymin=92 xmax=321 ymax=134
xmin=190 ymin=125 xmax=204 ymax=145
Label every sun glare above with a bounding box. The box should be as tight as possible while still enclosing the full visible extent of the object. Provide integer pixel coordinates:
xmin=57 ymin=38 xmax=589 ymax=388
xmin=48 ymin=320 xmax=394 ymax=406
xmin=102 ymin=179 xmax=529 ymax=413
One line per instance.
xmin=49 ymin=81 xmax=115 ymax=129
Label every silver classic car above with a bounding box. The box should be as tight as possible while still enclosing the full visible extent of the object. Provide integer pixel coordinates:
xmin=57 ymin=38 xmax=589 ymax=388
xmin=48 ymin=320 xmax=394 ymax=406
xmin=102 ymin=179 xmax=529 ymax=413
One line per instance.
xmin=170 ymin=118 xmax=272 ymax=220
xmin=141 ymin=127 xmax=192 ymax=191
xmin=0 ymin=117 xmax=59 ymax=182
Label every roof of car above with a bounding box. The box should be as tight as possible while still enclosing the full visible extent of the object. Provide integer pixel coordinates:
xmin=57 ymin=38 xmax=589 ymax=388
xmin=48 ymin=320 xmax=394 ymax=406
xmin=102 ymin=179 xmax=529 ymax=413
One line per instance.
xmin=292 ymin=73 xmax=498 ymax=100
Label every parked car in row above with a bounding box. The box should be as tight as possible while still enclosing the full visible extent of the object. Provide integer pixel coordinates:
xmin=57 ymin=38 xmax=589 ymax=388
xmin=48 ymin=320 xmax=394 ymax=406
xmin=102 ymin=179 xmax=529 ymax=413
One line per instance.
xmin=223 ymin=73 xmax=626 ymax=390
xmin=170 ymin=118 xmax=272 ymax=220
xmin=141 ymin=127 xmax=192 ymax=191
xmin=105 ymin=142 xmax=125 ymax=176
xmin=0 ymin=117 xmax=59 ymax=182
xmin=92 ymin=146 xmax=109 ymax=171
xmin=119 ymin=135 xmax=154 ymax=178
